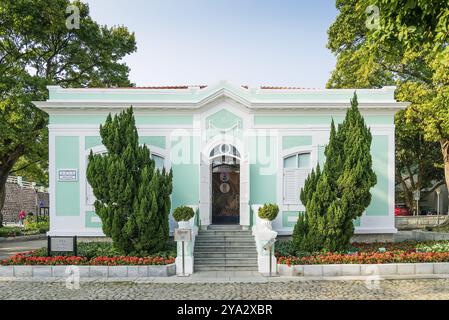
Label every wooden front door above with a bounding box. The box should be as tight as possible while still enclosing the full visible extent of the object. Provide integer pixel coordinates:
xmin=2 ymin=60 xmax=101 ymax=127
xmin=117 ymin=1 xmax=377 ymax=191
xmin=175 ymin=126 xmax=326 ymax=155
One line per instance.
xmin=212 ymin=164 xmax=240 ymax=224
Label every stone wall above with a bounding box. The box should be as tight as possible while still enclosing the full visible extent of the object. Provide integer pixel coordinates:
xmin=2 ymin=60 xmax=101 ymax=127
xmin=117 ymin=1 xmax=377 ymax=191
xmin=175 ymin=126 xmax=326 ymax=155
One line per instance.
xmin=1 ymin=182 xmax=49 ymax=223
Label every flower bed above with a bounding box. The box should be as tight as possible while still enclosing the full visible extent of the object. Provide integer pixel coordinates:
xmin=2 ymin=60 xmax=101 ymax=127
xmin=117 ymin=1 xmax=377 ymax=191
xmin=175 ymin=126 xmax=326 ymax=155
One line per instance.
xmin=276 ymin=240 xmax=449 ymax=265
xmin=89 ymin=256 xmax=175 ymax=266
xmin=277 ymin=251 xmax=449 ymax=266
xmin=0 ymin=252 xmax=175 ymax=266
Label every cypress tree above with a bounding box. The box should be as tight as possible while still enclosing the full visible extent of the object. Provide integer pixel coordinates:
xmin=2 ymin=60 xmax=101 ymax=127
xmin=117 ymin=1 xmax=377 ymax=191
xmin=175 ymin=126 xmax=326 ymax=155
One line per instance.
xmin=337 ymin=93 xmax=377 ymax=247
xmin=87 ymin=107 xmax=173 ymax=255
xmin=292 ymin=93 xmax=376 ymax=253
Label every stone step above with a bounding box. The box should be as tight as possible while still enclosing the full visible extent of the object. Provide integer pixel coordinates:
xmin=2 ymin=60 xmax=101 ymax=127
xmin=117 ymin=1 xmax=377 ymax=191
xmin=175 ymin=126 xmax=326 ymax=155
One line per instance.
xmin=207 ymin=225 xmax=243 ymax=231
xmin=198 ymin=230 xmax=252 ymax=236
xmin=194 ymin=245 xmax=256 ymax=251
xmin=194 ymin=265 xmax=258 ymax=271
xmin=194 ymin=224 xmax=257 ymax=272
xmin=195 ymin=240 xmax=256 ymax=245
xmin=194 ymin=252 xmax=258 ymax=259
xmin=195 ymin=258 xmax=258 ymax=265
xmin=196 ymin=233 xmax=253 ymax=238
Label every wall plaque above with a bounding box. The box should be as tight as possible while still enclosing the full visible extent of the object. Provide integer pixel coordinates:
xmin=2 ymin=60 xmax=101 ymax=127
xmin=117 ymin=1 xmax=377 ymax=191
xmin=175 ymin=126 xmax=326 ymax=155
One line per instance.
xmin=58 ymin=169 xmax=78 ymax=182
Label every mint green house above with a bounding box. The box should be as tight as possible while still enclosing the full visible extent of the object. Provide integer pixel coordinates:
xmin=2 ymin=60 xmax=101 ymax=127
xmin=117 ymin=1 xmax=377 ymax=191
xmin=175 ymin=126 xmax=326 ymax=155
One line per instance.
xmin=35 ymin=81 xmax=406 ymax=238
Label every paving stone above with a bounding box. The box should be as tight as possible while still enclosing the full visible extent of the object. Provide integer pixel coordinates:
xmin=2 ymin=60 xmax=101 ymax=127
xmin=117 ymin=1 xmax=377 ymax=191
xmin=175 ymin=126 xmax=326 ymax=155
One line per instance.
xmin=52 ymin=266 xmax=69 ymax=277
xmin=377 ymin=264 xmax=397 ymax=275
xmin=323 ymin=265 xmax=342 ymax=277
xmin=108 ymin=266 xmax=128 ymax=278
xmin=14 ymin=266 xmax=32 ymax=277
xmin=303 ymin=265 xmax=323 ymax=277
xmin=361 ymin=265 xmax=380 ymax=276
xmin=148 ymin=266 xmax=169 ymax=277
xmin=415 ymin=263 xmax=434 ymax=275
xmin=434 ymin=263 xmax=449 ymax=274
xmin=397 ymin=264 xmax=415 ymax=275
xmin=90 ymin=266 xmax=108 ymax=277
xmin=2 ymin=278 xmax=449 ymax=299
xmin=0 ymin=266 xmax=14 ymax=277
xmin=32 ymin=266 xmax=52 ymax=277
xmin=341 ymin=265 xmax=361 ymax=276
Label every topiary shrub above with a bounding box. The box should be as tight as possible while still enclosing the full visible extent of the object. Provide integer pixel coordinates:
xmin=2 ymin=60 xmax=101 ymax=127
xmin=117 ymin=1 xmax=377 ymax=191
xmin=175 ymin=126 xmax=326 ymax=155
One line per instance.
xmin=258 ymin=203 xmax=279 ymax=221
xmin=173 ymin=206 xmax=195 ymax=222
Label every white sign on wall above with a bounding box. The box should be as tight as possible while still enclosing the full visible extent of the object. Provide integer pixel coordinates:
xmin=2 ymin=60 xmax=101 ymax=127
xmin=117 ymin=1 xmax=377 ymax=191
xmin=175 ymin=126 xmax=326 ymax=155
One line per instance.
xmin=50 ymin=237 xmax=75 ymax=252
xmin=58 ymin=169 xmax=78 ymax=182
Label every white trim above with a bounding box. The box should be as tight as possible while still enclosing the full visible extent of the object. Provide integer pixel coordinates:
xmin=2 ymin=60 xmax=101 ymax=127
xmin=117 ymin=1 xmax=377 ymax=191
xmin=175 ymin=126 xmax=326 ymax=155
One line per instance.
xmin=79 ymin=137 xmax=86 ymax=228
xmin=35 ymin=100 xmax=409 ymax=112
xmin=49 ymin=132 xmax=56 ymax=233
xmin=198 ymin=100 xmax=251 ymax=228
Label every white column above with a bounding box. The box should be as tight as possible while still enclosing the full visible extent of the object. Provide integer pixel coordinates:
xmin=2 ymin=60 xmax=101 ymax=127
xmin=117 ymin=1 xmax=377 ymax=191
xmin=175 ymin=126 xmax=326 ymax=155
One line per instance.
xmin=239 ymin=158 xmax=250 ymax=228
xmin=199 ymin=160 xmax=211 ymax=227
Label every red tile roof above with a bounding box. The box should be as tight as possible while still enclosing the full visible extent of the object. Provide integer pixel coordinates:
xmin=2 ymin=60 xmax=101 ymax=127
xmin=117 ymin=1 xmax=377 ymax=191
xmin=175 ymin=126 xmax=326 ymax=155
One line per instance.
xmin=111 ymin=85 xmax=208 ymax=89
xmin=242 ymin=85 xmax=318 ymax=90
xmin=93 ymin=85 xmax=317 ymax=90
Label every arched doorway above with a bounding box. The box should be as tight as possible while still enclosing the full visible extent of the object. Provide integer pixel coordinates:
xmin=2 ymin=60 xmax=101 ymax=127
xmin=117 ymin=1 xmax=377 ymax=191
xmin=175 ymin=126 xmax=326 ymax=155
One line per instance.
xmin=210 ymin=144 xmax=240 ymax=224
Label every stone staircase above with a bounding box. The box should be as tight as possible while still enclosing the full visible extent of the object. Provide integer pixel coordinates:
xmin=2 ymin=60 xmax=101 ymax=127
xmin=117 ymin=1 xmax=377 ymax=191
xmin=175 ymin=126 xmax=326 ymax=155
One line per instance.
xmin=194 ymin=225 xmax=258 ymax=271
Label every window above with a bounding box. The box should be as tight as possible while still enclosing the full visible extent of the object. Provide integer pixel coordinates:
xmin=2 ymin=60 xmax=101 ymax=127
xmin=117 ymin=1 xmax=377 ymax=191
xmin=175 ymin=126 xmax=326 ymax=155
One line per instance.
xmin=86 ymin=149 xmax=107 ymax=206
xmin=152 ymin=154 xmax=165 ymax=170
xmin=283 ymin=152 xmax=312 ymax=205
xmin=210 ymin=143 xmax=240 ymax=159
xmin=86 ymin=148 xmax=166 ymax=206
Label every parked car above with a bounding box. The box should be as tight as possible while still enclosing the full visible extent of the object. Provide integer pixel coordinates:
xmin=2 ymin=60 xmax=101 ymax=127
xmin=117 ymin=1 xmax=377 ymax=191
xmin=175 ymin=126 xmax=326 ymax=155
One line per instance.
xmin=395 ymin=204 xmax=412 ymax=216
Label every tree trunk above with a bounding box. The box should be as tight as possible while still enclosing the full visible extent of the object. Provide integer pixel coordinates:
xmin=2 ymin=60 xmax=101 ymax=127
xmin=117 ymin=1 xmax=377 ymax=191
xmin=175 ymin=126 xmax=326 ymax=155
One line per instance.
xmin=442 ymin=139 xmax=449 ymax=214
xmin=0 ymin=145 xmax=26 ymax=227
xmin=396 ymin=167 xmax=414 ymax=210
xmin=0 ymin=172 xmax=8 ymax=228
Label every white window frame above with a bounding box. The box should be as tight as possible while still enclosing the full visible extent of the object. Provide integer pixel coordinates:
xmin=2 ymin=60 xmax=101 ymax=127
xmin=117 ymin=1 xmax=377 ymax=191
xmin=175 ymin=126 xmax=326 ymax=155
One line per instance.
xmin=281 ymin=147 xmax=315 ymax=206
xmin=84 ymin=144 xmax=169 ymax=208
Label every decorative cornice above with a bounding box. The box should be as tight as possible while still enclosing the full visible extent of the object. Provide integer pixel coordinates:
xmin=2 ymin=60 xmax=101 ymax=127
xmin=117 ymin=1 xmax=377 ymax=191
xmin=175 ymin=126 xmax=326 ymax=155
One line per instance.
xmin=34 ymin=81 xmax=409 ymax=113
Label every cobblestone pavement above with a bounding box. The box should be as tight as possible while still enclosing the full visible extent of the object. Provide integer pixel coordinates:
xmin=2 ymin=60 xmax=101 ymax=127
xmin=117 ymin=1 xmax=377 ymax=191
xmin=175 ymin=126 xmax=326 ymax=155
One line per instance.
xmin=1 ymin=278 xmax=449 ymax=299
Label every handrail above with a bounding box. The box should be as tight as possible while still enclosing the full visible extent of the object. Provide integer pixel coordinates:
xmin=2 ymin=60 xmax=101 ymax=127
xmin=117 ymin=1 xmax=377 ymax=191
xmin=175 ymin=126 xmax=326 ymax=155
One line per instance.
xmin=6 ymin=175 xmax=48 ymax=192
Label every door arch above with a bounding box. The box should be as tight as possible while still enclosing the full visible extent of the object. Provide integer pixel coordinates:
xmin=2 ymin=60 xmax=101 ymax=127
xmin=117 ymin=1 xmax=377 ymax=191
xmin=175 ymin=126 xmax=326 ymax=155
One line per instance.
xmin=199 ymin=141 xmax=250 ymax=228
xmin=210 ymin=144 xmax=241 ymax=224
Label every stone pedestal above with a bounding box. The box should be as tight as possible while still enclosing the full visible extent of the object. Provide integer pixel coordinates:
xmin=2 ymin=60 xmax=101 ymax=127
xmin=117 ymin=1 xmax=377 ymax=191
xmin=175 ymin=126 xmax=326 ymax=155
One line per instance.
xmin=175 ymin=207 xmax=198 ymax=276
xmin=251 ymin=210 xmax=277 ymax=275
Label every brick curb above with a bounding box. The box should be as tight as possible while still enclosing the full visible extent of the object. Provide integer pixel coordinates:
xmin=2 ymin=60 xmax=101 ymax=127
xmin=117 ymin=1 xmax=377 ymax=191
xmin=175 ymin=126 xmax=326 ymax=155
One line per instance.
xmin=0 ymin=234 xmax=47 ymax=243
xmin=0 ymin=264 xmax=176 ymax=278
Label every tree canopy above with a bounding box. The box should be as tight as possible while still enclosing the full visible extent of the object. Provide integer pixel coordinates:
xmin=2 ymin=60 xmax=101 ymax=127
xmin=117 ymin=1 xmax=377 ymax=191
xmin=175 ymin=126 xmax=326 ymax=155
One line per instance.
xmin=327 ymin=0 xmax=449 ymax=208
xmin=0 ymin=0 xmax=136 ymax=225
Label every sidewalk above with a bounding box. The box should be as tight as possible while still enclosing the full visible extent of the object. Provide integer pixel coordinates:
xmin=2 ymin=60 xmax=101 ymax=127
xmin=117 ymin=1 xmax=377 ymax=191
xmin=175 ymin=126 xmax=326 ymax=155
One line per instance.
xmin=0 ymin=239 xmax=46 ymax=260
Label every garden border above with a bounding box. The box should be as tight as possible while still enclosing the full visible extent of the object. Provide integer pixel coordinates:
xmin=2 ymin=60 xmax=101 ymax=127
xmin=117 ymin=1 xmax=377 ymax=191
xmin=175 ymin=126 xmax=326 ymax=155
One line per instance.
xmin=278 ymin=262 xmax=449 ymax=277
xmin=0 ymin=264 xmax=176 ymax=278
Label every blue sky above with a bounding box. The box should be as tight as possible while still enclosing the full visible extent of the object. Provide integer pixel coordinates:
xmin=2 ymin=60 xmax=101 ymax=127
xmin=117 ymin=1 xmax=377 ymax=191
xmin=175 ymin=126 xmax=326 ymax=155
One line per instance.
xmin=85 ymin=0 xmax=338 ymax=88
